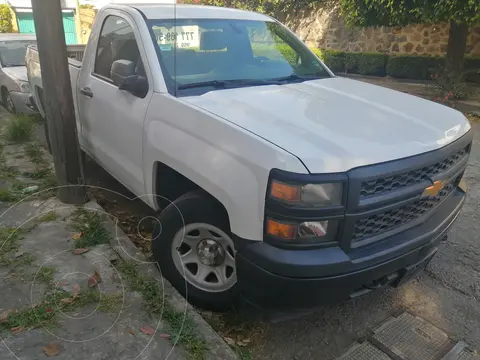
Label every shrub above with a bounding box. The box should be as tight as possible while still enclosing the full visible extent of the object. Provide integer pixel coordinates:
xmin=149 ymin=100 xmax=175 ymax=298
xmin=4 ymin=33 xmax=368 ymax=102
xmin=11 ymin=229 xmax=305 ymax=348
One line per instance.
xmin=464 ymin=56 xmax=480 ymax=83
xmin=0 ymin=4 xmax=13 ymax=33
xmin=345 ymin=52 xmax=387 ymax=76
xmin=310 ymin=48 xmax=322 ymax=58
xmin=321 ymin=50 xmax=346 ymax=73
xmin=386 ymin=55 xmax=443 ymax=80
xmin=4 ymin=115 xmax=34 ymax=143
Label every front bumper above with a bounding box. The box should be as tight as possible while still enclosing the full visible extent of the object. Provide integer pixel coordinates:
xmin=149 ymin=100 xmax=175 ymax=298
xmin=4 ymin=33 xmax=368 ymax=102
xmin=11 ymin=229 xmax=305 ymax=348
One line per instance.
xmin=10 ymin=91 xmax=39 ymax=115
xmin=235 ymin=189 xmax=465 ymax=310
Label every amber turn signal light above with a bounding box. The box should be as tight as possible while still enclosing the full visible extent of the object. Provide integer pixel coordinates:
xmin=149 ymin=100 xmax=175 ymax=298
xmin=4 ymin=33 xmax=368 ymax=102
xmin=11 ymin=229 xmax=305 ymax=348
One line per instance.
xmin=270 ymin=180 xmax=300 ymax=202
xmin=266 ymin=219 xmax=297 ymax=239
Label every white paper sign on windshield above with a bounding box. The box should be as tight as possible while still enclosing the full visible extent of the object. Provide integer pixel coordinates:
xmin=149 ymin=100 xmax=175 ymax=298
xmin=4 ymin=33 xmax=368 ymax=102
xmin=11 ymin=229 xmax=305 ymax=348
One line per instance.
xmin=153 ymin=26 xmax=200 ymax=49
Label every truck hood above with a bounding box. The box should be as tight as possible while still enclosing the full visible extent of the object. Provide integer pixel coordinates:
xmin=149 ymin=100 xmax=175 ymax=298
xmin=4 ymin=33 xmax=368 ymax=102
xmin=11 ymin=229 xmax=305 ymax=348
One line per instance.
xmin=183 ymin=77 xmax=471 ymax=173
xmin=2 ymin=66 xmax=28 ymax=82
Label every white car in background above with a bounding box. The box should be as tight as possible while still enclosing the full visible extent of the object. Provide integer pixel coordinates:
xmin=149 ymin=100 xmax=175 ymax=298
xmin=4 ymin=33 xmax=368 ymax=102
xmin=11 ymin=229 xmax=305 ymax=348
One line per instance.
xmin=0 ymin=33 xmax=38 ymax=114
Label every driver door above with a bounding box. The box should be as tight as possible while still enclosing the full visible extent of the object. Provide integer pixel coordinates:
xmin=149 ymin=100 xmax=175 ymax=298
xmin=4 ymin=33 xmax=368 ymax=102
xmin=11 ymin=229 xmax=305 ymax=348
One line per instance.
xmin=77 ymin=13 xmax=151 ymax=196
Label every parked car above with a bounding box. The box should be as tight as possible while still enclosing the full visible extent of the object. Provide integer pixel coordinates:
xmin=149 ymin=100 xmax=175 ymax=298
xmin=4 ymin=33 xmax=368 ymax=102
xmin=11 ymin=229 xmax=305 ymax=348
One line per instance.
xmin=0 ymin=34 xmax=38 ymax=114
xmin=26 ymin=4 xmax=472 ymax=311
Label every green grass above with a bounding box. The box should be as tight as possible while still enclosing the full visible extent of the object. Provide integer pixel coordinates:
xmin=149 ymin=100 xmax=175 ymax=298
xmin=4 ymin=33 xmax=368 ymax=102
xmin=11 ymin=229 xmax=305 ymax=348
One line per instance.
xmin=37 ymin=266 xmax=56 ymax=285
xmin=40 ymin=171 xmax=57 ymax=190
xmin=0 ymin=227 xmax=24 ymax=265
xmin=0 ymin=188 xmax=17 ymax=202
xmin=70 ymin=209 xmax=111 ymax=249
xmin=24 ymin=143 xmax=44 ymax=165
xmin=118 ymin=261 xmax=207 ymax=360
xmin=16 ymin=253 xmax=35 ymax=266
xmin=3 ymin=302 xmax=56 ymax=330
xmin=23 ymin=143 xmax=57 ymax=195
xmin=23 ymin=169 xmax=51 ymax=180
xmin=1 ymin=289 xmax=123 ymax=332
xmin=235 ymin=346 xmax=254 ymax=360
xmin=0 ymin=180 xmax=34 ymax=203
xmin=0 ymin=164 xmax=19 ymax=179
xmin=37 ymin=211 xmax=57 ymax=223
xmin=96 ymin=293 xmax=123 ymax=312
xmin=4 ymin=115 xmax=34 ymax=143
xmin=0 ymin=146 xmax=19 ymax=180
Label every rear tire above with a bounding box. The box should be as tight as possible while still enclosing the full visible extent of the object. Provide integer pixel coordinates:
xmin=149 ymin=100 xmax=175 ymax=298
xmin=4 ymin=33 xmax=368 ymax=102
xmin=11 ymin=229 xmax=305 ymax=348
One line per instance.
xmin=152 ymin=190 xmax=238 ymax=311
xmin=2 ymin=89 xmax=15 ymax=114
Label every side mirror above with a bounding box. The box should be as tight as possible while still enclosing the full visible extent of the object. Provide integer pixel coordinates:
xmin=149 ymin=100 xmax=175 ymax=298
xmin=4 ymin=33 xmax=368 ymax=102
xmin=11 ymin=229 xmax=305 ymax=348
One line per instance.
xmin=110 ymin=59 xmax=148 ymax=97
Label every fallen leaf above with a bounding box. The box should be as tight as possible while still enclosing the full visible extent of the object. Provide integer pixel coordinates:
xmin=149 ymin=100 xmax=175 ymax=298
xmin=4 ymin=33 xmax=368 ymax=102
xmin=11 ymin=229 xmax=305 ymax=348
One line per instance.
xmin=0 ymin=310 xmax=11 ymax=323
xmin=60 ymin=298 xmax=73 ymax=304
xmin=73 ymin=248 xmax=89 ymax=255
xmin=57 ymin=280 xmax=69 ymax=287
xmin=140 ymin=326 xmax=155 ymax=335
xmin=43 ymin=342 xmax=61 ymax=356
xmin=87 ymin=271 xmax=101 ymax=288
xmin=159 ymin=333 xmax=171 ymax=339
xmin=72 ymin=232 xmax=83 ymax=240
xmin=46 ymin=308 xmax=53 ymax=313
xmin=72 ymin=284 xmax=80 ymax=299
xmin=14 ymin=251 xmax=25 ymax=258
xmin=128 ymin=329 xmax=136 ymax=336
xmin=224 ymin=337 xmax=235 ymax=346
xmin=11 ymin=326 xmax=24 ymax=335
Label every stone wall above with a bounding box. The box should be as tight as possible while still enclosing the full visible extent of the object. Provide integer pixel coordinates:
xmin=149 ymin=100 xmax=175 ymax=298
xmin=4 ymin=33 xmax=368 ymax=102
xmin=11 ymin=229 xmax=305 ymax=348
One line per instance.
xmin=286 ymin=7 xmax=480 ymax=56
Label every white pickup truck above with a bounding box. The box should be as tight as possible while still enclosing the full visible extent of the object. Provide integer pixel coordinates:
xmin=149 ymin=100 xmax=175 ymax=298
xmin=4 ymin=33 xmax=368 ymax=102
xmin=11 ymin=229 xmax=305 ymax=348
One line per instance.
xmin=26 ymin=4 xmax=472 ymax=311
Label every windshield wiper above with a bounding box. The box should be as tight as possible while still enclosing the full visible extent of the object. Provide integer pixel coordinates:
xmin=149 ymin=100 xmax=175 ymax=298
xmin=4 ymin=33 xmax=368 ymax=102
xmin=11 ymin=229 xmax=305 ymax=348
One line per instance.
xmin=177 ymin=78 xmax=281 ymax=90
xmin=177 ymin=80 xmax=227 ymax=90
xmin=271 ymin=73 xmax=327 ymax=83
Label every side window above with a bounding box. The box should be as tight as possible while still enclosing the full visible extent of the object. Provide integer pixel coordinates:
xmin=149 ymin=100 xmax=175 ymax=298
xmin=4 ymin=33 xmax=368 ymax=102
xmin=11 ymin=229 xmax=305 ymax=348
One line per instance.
xmin=94 ymin=15 xmax=146 ymax=80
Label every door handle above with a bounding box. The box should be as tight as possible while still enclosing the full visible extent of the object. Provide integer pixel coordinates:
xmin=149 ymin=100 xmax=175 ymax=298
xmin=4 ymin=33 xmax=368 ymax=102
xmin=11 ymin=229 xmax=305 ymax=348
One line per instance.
xmin=80 ymin=87 xmax=93 ymax=98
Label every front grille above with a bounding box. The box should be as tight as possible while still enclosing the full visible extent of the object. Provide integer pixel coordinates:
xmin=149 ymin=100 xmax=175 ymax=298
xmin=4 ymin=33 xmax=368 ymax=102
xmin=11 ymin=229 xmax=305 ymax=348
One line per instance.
xmin=353 ymin=176 xmax=460 ymax=241
xmin=360 ymin=145 xmax=470 ymax=198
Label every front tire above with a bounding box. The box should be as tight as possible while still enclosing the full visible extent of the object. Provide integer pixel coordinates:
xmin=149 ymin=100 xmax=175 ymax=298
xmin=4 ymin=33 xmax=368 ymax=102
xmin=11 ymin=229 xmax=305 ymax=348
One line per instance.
xmin=152 ymin=190 xmax=238 ymax=310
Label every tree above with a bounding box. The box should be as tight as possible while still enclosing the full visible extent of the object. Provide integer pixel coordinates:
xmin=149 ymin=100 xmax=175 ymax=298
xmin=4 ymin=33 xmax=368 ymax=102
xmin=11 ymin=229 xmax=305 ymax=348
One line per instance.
xmin=180 ymin=0 xmax=320 ymax=17
xmin=339 ymin=0 xmax=480 ymax=77
xmin=0 ymin=4 xmax=13 ymax=33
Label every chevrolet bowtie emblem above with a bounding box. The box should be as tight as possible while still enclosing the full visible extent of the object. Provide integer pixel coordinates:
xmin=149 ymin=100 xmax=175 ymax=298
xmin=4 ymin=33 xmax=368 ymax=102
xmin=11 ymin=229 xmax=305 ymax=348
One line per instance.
xmin=422 ymin=180 xmax=446 ymax=197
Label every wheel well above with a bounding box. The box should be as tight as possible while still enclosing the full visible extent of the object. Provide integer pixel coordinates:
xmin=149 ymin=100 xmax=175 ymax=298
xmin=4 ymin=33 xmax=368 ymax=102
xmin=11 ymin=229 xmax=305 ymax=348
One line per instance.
xmin=154 ymin=162 xmax=231 ymax=229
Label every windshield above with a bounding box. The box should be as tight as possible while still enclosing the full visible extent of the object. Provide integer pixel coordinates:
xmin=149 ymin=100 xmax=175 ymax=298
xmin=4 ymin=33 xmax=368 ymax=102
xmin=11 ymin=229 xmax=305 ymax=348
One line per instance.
xmin=148 ymin=19 xmax=330 ymax=96
xmin=0 ymin=40 xmax=36 ymax=67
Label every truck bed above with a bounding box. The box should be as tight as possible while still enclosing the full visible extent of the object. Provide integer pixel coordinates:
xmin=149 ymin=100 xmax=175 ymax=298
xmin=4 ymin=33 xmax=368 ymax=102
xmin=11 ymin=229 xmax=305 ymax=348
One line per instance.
xmin=27 ymin=44 xmax=85 ymax=67
xmin=26 ymin=44 xmax=86 ymax=118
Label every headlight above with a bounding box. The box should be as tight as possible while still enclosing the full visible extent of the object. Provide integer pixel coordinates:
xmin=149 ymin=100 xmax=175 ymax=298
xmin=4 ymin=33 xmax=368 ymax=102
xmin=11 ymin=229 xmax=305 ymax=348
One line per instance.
xmin=266 ymin=218 xmax=339 ymax=243
xmin=18 ymin=81 xmax=31 ymax=93
xmin=265 ymin=170 xmax=346 ymax=245
xmin=269 ymin=180 xmax=343 ymax=206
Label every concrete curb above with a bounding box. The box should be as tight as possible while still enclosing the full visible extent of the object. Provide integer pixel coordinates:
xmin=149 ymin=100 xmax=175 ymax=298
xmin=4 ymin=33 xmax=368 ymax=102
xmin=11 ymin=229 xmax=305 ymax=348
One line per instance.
xmin=88 ymin=202 xmax=238 ymax=360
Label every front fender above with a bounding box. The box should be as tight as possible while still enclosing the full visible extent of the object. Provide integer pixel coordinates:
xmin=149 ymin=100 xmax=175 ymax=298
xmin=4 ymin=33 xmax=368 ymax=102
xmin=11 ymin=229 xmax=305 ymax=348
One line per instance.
xmin=143 ymin=94 xmax=308 ymax=241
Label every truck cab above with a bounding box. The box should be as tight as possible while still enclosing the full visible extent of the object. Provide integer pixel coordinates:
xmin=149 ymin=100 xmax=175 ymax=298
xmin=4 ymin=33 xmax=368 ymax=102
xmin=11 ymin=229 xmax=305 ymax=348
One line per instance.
xmin=26 ymin=4 xmax=472 ymax=311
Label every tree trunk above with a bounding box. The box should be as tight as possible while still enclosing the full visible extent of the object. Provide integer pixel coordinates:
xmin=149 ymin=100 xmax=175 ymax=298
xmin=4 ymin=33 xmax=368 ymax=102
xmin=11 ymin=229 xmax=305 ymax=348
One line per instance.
xmin=445 ymin=21 xmax=468 ymax=78
xmin=32 ymin=0 xmax=87 ymax=205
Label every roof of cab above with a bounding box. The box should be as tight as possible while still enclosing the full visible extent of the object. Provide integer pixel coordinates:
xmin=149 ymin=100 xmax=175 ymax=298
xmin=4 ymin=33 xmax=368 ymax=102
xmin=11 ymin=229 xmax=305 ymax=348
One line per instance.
xmin=118 ymin=4 xmax=272 ymax=21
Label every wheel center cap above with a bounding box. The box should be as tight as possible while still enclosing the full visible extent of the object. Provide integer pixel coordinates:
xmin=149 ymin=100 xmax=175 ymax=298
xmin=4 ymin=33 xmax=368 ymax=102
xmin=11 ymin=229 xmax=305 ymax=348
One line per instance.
xmin=197 ymin=239 xmax=225 ymax=266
